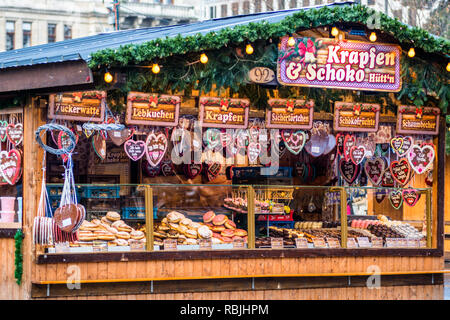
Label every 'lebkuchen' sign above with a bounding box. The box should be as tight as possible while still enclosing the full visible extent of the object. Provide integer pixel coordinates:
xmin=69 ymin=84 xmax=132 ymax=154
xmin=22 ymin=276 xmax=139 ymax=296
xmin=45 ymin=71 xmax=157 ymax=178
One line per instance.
xmin=396 ymin=106 xmax=440 ymax=135
xmin=198 ymin=97 xmax=250 ymax=129
xmin=277 ymin=37 xmax=401 ymax=92
xmin=48 ymin=91 xmax=106 ymax=122
xmin=126 ymin=92 xmax=180 ymax=126
xmin=334 ymin=102 xmax=380 ymax=132
xmin=266 ymin=99 xmax=314 ymax=129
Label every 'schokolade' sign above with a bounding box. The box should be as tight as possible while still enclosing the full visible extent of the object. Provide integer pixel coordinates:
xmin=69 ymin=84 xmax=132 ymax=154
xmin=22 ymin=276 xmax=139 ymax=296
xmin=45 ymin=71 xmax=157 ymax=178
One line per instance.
xmin=126 ymin=92 xmax=180 ymax=126
xmin=266 ymin=99 xmax=314 ymax=129
xmin=48 ymin=91 xmax=106 ymax=122
xmin=396 ymin=106 xmax=440 ymax=135
xmin=198 ymin=97 xmax=249 ymax=129
xmin=334 ymin=102 xmax=380 ymax=132
xmin=277 ymin=37 xmax=402 ymax=92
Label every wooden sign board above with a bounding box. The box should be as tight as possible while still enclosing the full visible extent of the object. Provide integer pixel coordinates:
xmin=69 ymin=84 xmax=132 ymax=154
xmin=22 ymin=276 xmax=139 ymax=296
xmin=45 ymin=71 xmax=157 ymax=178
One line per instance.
xmin=126 ymin=92 xmax=180 ymax=126
xmin=356 ymin=237 xmax=371 ymax=248
xmin=371 ymin=237 xmax=384 ymax=248
xmin=198 ymin=97 xmax=249 ymax=129
xmin=347 ymin=238 xmax=358 ymax=248
xmin=163 ymin=239 xmax=178 ymax=251
xmin=48 ymin=91 xmax=106 ymax=122
xmin=270 ymin=237 xmax=284 ymax=249
xmin=266 ymin=99 xmax=314 ymax=129
xmin=277 ymin=37 xmax=402 ymax=92
xmin=325 ymin=237 xmax=340 ymax=248
xmin=198 ymin=238 xmax=212 ymax=250
xmin=312 ymin=237 xmax=326 ymax=248
xmin=396 ymin=106 xmax=440 ymax=135
xmin=334 ymin=102 xmax=380 ymax=132
xmin=295 ymin=237 xmax=308 ymax=248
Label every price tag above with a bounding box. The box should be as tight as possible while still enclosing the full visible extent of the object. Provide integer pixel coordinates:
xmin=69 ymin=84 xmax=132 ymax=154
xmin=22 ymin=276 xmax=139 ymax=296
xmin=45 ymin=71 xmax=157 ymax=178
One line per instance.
xmin=270 ymin=237 xmax=284 ymax=249
xmin=233 ymin=238 xmax=245 ymax=249
xmin=419 ymin=239 xmax=427 ymax=248
xmin=295 ymin=238 xmax=308 ymax=248
xmin=356 ymin=237 xmax=371 ymax=248
xmin=371 ymin=237 xmax=384 ymax=248
xmin=62 ymin=218 xmax=72 ymax=227
xmin=386 ymin=238 xmax=399 ymax=248
xmin=199 ymin=238 xmax=212 ymax=250
xmin=325 ymin=237 xmax=340 ymax=248
xmin=163 ymin=239 xmax=178 ymax=251
xmin=92 ymin=240 xmax=108 ymax=252
xmin=113 ymin=131 xmax=122 ymax=138
xmin=347 ymin=238 xmax=358 ymax=248
xmin=130 ymin=239 xmax=145 ymax=251
xmin=312 ymin=237 xmax=326 ymax=248
xmin=407 ymin=239 xmax=419 ymax=248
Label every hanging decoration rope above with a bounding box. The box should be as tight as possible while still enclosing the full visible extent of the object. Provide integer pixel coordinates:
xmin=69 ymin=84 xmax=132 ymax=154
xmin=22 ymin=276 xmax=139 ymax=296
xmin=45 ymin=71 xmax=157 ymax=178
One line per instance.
xmin=35 ymin=123 xmax=77 ymax=155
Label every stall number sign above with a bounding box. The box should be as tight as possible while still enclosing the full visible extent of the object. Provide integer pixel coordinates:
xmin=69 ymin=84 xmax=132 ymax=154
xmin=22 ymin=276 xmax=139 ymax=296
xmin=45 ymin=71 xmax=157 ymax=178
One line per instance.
xmin=334 ymin=102 xmax=380 ymax=132
xmin=396 ymin=106 xmax=440 ymax=135
xmin=295 ymin=237 xmax=308 ymax=248
xmin=163 ymin=239 xmax=178 ymax=251
xmin=325 ymin=237 xmax=340 ymax=248
xmin=312 ymin=237 xmax=326 ymax=248
xmin=371 ymin=237 xmax=384 ymax=248
xmin=126 ymin=92 xmax=180 ymax=126
xmin=347 ymin=238 xmax=358 ymax=248
xmin=248 ymin=67 xmax=276 ymax=84
xmin=277 ymin=37 xmax=401 ymax=92
xmin=198 ymin=97 xmax=250 ymax=129
xmin=271 ymin=237 xmax=284 ymax=249
xmin=48 ymin=91 xmax=106 ymax=122
xmin=356 ymin=237 xmax=371 ymax=248
xmin=266 ymin=99 xmax=314 ymax=129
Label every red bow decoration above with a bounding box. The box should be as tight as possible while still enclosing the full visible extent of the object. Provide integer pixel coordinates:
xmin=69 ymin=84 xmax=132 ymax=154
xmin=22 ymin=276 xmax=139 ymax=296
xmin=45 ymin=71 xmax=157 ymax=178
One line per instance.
xmin=306 ymin=38 xmax=316 ymax=53
xmin=72 ymin=92 xmax=83 ymax=102
xmin=353 ymin=104 xmax=361 ymax=116
xmin=149 ymin=95 xmax=158 ymax=108
xmin=415 ymin=107 xmax=423 ymax=119
xmin=286 ymin=100 xmax=295 ymax=113
xmin=220 ymin=99 xmax=230 ymax=111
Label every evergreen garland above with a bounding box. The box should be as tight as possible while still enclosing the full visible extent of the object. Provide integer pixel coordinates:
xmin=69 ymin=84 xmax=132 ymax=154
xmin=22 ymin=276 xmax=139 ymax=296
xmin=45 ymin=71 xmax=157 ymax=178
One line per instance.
xmin=14 ymin=229 xmax=23 ymax=285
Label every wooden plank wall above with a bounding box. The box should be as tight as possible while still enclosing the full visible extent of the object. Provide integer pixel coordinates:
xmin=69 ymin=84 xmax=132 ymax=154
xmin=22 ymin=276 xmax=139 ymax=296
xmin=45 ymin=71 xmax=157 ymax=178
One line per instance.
xmin=46 ymin=284 xmax=443 ymax=300
xmin=0 ymin=238 xmax=23 ymax=299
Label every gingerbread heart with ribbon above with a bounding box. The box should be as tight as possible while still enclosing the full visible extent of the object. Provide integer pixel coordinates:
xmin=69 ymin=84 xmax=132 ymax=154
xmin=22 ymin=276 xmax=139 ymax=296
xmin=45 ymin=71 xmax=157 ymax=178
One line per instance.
xmin=281 ymin=130 xmax=306 ymax=155
xmin=375 ymin=189 xmax=387 ymax=203
xmin=161 ymin=159 xmax=175 ymax=176
xmin=184 ymin=163 xmax=202 ymax=179
xmin=343 ymin=134 xmax=356 ymax=161
xmin=402 ymin=188 xmax=420 ymax=207
xmin=407 ymin=143 xmax=435 ymax=175
xmin=364 ymin=157 xmax=385 ymax=185
xmin=350 ymin=145 xmax=366 ymax=165
xmin=204 ymin=128 xmax=222 ymax=151
xmin=397 ymin=136 xmax=413 ymax=157
xmin=109 ymin=128 xmax=134 ymax=146
xmin=205 ymin=162 xmax=221 ymax=181
xmin=247 ymin=142 xmax=261 ymax=163
xmin=389 ymin=190 xmax=403 ymax=210
xmin=339 ymin=158 xmax=359 ymax=184
xmin=336 ymin=133 xmax=345 ymax=157
xmin=6 ymin=123 xmax=23 ymax=146
xmin=390 ymin=158 xmax=411 ymax=186
xmin=124 ymin=140 xmax=146 ymax=161
xmin=145 ymin=131 xmax=168 ymax=167
xmin=0 ymin=121 xmax=8 ymax=142
xmin=390 ymin=136 xmax=404 ymax=153
xmin=92 ymin=134 xmax=106 ymax=161
xmin=58 ymin=130 xmax=78 ymax=162
xmin=0 ymin=149 xmax=22 ymax=185
xmin=143 ymin=160 xmax=161 ymax=177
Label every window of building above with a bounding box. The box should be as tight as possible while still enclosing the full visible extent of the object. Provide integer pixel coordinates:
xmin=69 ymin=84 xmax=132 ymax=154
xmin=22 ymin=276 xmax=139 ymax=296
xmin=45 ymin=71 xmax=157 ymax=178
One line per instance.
xmin=408 ymin=8 xmax=417 ymax=26
xmin=232 ymin=2 xmax=239 ymax=15
xmin=266 ymin=0 xmax=274 ymax=11
xmin=48 ymin=23 xmax=56 ymax=43
xmin=64 ymin=25 xmax=72 ymax=40
xmin=23 ymin=22 xmax=32 ymax=48
xmin=315 ymin=0 xmax=323 ymax=5
xmin=6 ymin=21 xmax=15 ymax=51
xmin=221 ymin=4 xmax=228 ymax=17
xmin=278 ymin=0 xmax=285 ymax=9
xmin=393 ymin=9 xmax=402 ymax=20
xmin=255 ymin=0 xmax=262 ymax=12
xmin=243 ymin=1 xmax=250 ymax=13
xmin=289 ymin=0 xmax=296 ymax=8
xmin=303 ymin=0 xmax=310 ymax=7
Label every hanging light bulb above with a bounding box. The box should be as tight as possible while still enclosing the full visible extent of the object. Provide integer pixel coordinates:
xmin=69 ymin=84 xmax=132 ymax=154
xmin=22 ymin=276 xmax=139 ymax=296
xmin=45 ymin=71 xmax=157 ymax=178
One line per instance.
xmin=200 ymin=53 xmax=208 ymax=64
xmin=287 ymin=36 xmax=296 ymax=47
xmin=104 ymin=71 xmax=113 ymax=83
xmin=408 ymin=48 xmax=415 ymax=58
xmin=331 ymin=27 xmax=339 ymax=37
xmin=245 ymin=43 xmax=254 ymax=55
xmin=152 ymin=63 xmax=160 ymax=74
xmin=446 ymin=62 xmax=450 ymax=72
xmin=369 ymin=32 xmax=377 ymax=42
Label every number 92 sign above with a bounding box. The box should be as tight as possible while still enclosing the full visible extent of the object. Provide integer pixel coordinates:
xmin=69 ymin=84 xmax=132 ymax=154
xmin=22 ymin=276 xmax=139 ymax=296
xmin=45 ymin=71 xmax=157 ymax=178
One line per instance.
xmin=248 ymin=67 xmax=276 ymax=84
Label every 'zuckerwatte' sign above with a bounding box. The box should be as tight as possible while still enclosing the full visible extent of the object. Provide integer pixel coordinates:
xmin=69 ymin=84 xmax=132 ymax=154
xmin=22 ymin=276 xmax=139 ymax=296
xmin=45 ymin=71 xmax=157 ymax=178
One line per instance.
xmin=277 ymin=37 xmax=402 ymax=92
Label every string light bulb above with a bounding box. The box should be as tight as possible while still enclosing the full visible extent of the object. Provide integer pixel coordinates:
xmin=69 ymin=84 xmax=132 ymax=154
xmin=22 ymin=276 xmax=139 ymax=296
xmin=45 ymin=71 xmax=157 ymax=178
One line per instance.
xmin=152 ymin=63 xmax=160 ymax=74
xmin=408 ymin=48 xmax=415 ymax=58
xmin=245 ymin=43 xmax=254 ymax=55
xmin=331 ymin=27 xmax=339 ymax=37
xmin=200 ymin=53 xmax=208 ymax=64
xmin=104 ymin=72 xmax=113 ymax=83
xmin=369 ymin=32 xmax=377 ymax=42
xmin=446 ymin=62 xmax=450 ymax=72
xmin=287 ymin=36 xmax=296 ymax=47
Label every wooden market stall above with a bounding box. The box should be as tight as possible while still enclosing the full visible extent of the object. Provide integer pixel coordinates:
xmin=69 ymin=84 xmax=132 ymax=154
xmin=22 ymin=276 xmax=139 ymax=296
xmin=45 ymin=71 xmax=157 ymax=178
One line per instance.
xmin=0 ymin=3 xmax=448 ymax=300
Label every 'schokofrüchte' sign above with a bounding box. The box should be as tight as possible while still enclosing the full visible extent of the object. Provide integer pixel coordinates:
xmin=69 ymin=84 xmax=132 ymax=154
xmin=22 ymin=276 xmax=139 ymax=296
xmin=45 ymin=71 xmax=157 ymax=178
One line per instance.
xmin=277 ymin=37 xmax=402 ymax=92
xmin=396 ymin=106 xmax=440 ymax=135
xmin=198 ymin=97 xmax=249 ymax=129
xmin=48 ymin=91 xmax=106 ymax=122
xmin=334 ymin=102 xmax=380 ymax=132
xmin=126 ymin=92 xmax=180 ymax=126
xmin=266 ymin=99 xmax=314 ymax=129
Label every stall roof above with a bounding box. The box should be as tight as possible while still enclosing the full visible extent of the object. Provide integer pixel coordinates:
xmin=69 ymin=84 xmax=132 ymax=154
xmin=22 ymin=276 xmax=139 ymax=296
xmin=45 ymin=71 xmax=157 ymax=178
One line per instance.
xmin=0 ymin=1 xmax=360 ymax=70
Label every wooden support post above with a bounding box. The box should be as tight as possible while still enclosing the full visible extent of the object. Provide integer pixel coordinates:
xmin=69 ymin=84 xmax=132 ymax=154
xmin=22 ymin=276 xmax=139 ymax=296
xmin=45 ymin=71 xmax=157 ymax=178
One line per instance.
xmin=247 ymin=186 xmax=255 ymax=250
xmin=145 ymin=185 xmax=154 ymax=251
xmin=340 ymin=187 xmax=348 ymax=248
